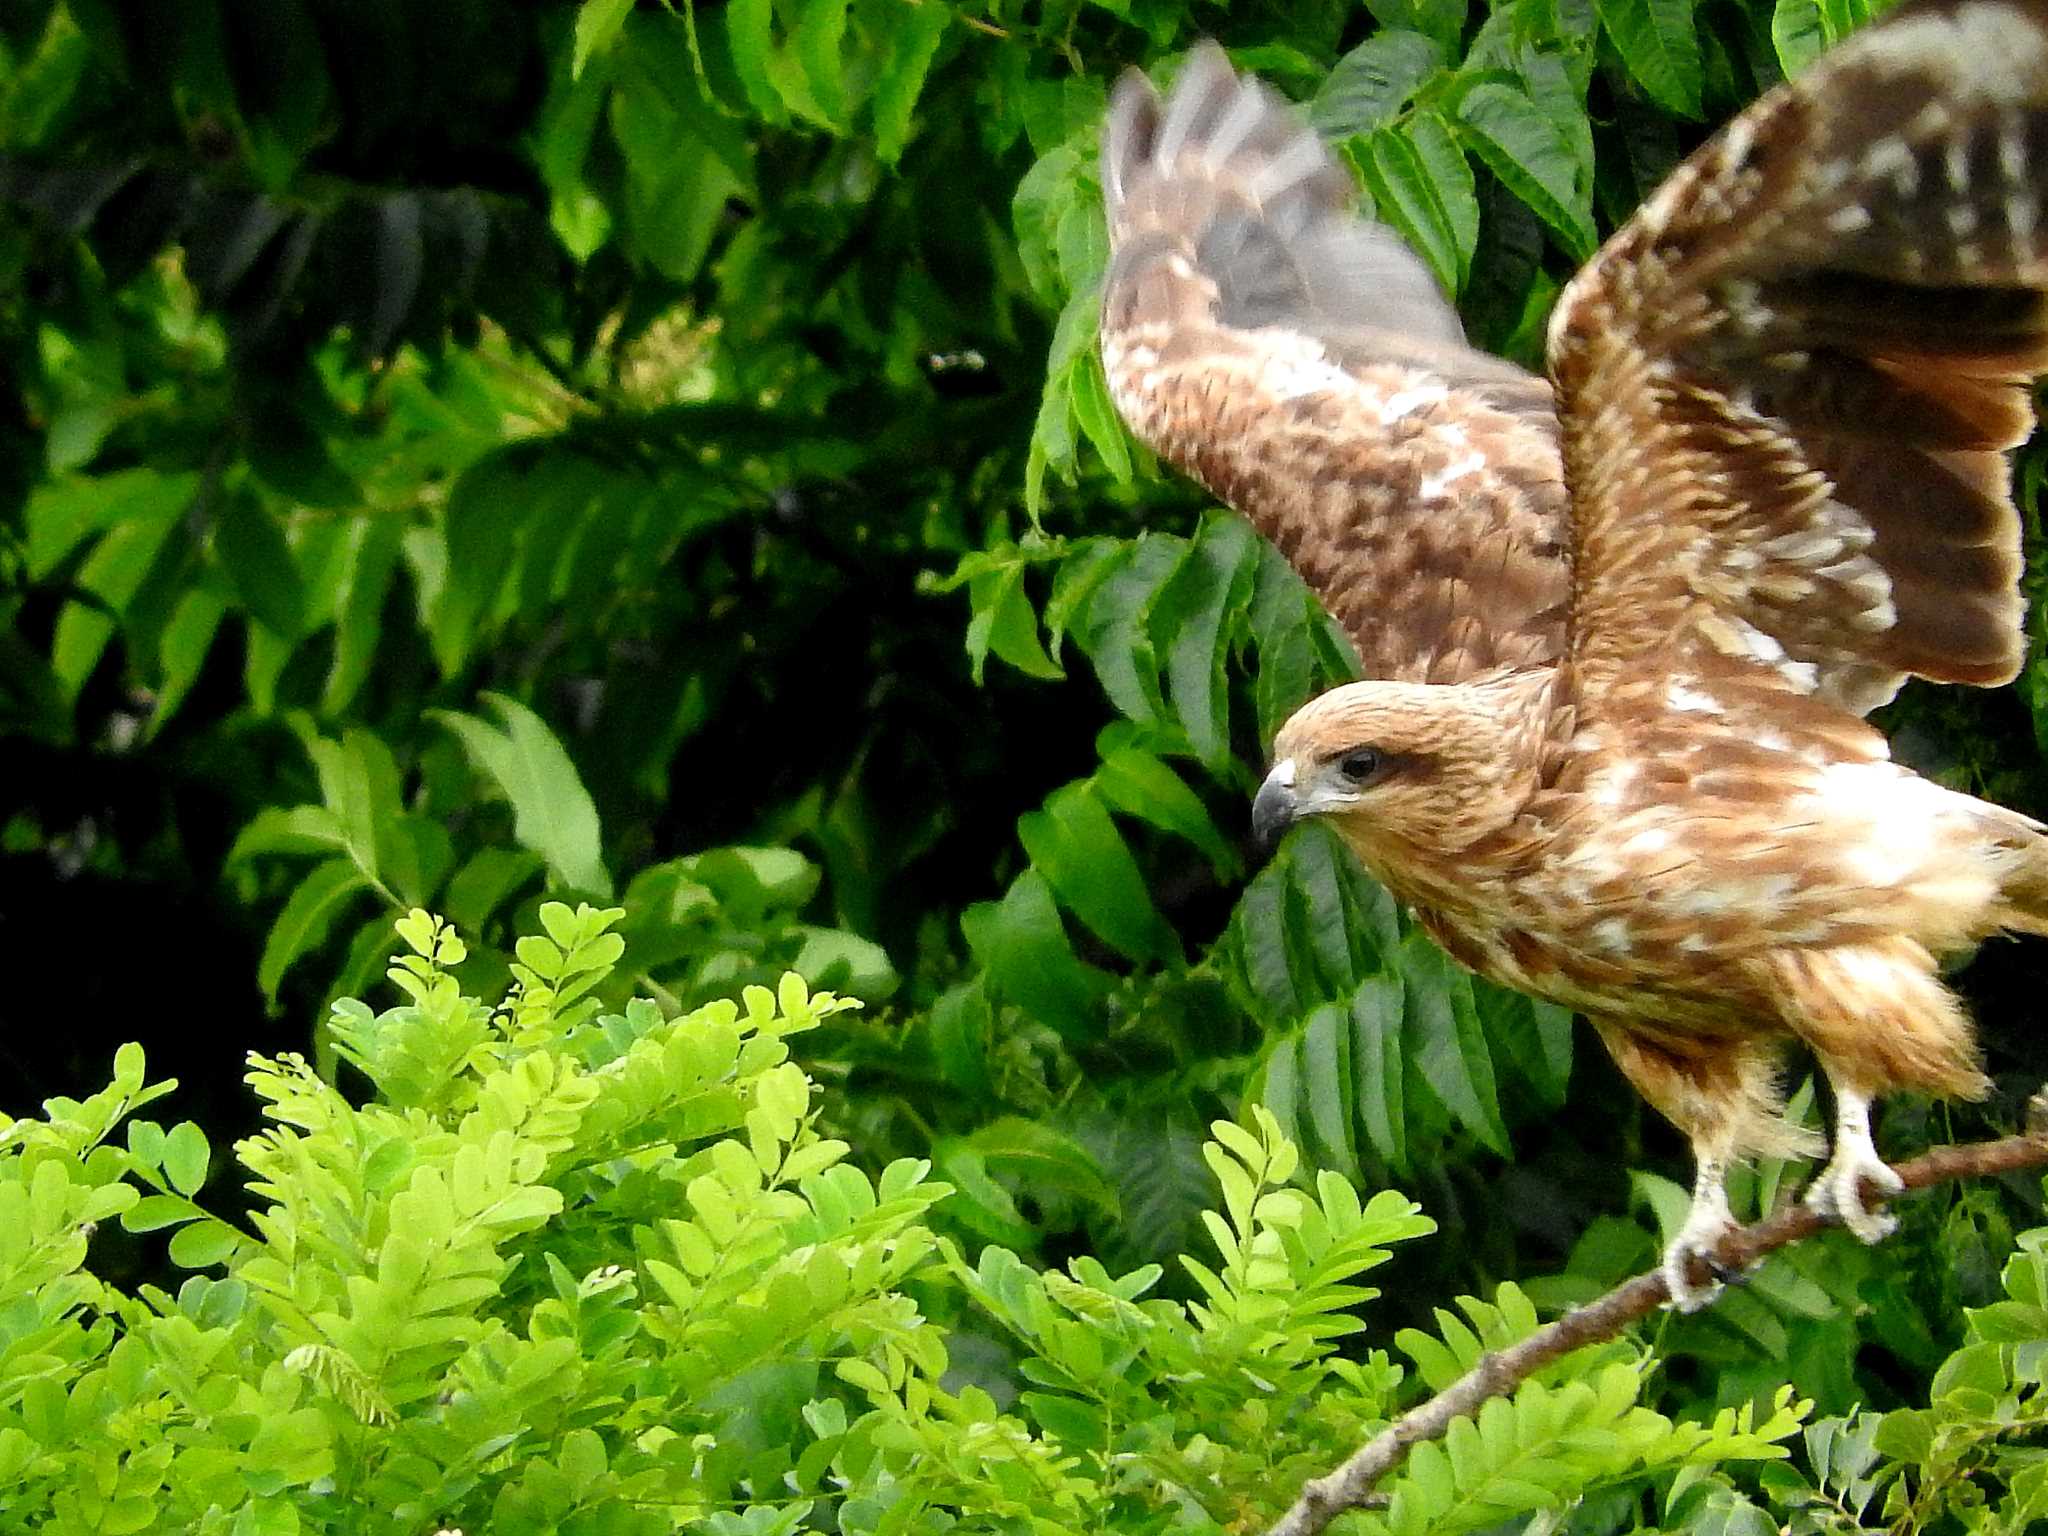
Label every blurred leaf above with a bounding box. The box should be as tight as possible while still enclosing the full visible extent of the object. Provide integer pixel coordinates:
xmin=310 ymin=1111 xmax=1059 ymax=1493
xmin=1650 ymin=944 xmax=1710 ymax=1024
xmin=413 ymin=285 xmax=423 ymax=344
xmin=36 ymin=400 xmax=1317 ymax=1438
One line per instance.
xmin=258 ymin=857 xmax=371 ymax=1005
xmin=962 ymin=871 xmax=1114 ymax=1041
xmin=1313 ymin=30 xmax=1446 ymax=137
xmin=433 ymin=693 xmax=612 ymax=897
xmin=214 ymin=491 xmax=305 ymax=640
xmin=573 ymin=0 xmax=636 ymax=77
xmin=1597 ymin=0 xmax=1703 ymax=118
xmin=872 ymin=0 xmax=950 ymax=163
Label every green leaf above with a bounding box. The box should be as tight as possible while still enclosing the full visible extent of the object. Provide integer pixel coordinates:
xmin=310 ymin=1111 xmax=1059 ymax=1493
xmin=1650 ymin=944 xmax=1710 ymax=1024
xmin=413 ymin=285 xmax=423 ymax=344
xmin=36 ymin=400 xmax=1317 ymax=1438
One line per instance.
xmin=794 ymin=0 xmax=853 ymax=128
xmin=1017 ymin=783 xmax=1180 ymax=966
xmin=121 ymin=1193 xmax=200 ymax=1233
xmin=1398 ymin=930 xmax=1509 ymax=1154
xmin=1071 ymin=534 xmax=1189 ymax=729
xmin=433 ymin=693 xmax=612 ymax=897
xmin=1094 ymin=735 xmax=1238 ymax=878
xmin=162 ymin=1122 xmax=211 ymax=1195
xmin=1357 ymin=129 xmax=1461 ymax=300
xmin=965 ymin=560 xmax=1062 ymax=685
xmin=1313 ymin=30 xmax=1446 ymax=137
xmin=968 ymin=1117 xmax=1120 ymax=1218
xmin=871 ymin=0 xmax=950 ymax=163
xmin=1351 ymin=974 xmax=1408 ymax=1167
xmin=573 ymin=0 xmax=636 ymax=77
xmin=1067 ymin=347 xmax=1133 ymax=484
xmin=168 ymin=1220 xmax=239 ymax=1269
xmin=611 ymin=49 xmax=750 ymax=283
xmin=934 ymin=1140 xmax=1040 ymax=1247
xmin=1301 ymin=1001 xmax=1358 ymax=1175
xmin=1455 ymin=82 xmax=1596 ymax=261
xmin=218 ymin=487 xmax=313 ymax=643
xmin=961 ymin=871 xmax=1114 ymax=1040
xmin=1249 ymin=547 xmax=1319 ymax=744
xmin=1596 ymin=0 xmax=1703 ymax=118
xmin=229 ymin=804 xmax=346 ymax=864
xmin=1769 ymin=0 xmax=1828 ymax=74
xmin=1365 ymin=0 xmax=1465 ymax=55
xmin=723 ymin=0 xmax=786 ymax=121
xmin=150 ymin=584 xmax=228 ymax=735
xmin=50 ymin=497 xmax=186 ymax=700
xmin=1158 ymin=516 xmax=1260 ymax=768
xmin=1407 ymin=112 xmax=1478 ymax=290
xmin=323 ymin=516 xmax=403 ymax=715
xmin=25 ymin=470 xmax=200 ymax=580
xmin=258 ymin=858 xmax=371 ymax=1004
xmin=441 ymin=848 xmax=547 ymax=935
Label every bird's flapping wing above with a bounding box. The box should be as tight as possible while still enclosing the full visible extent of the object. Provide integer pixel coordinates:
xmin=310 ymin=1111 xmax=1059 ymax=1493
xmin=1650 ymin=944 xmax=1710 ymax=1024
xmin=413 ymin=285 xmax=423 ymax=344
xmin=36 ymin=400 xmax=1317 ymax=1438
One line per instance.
xmin=1548 ymin=0 xmax=2047 ymax=718
xmin=1100 ymin=45 xmax=1572 ymax=685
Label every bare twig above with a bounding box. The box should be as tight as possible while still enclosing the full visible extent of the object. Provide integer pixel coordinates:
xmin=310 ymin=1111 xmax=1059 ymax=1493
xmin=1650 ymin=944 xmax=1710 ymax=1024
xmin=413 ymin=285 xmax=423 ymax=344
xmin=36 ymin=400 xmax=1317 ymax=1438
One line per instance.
xmin=1265 ymin=1115 xmax=2048 ymax=1536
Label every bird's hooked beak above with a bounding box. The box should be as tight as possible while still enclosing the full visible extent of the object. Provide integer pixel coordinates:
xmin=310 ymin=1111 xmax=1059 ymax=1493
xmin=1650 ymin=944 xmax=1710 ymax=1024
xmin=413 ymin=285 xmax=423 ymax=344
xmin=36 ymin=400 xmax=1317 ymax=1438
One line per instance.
xmin=1252 ymin=758 xmax=1300 ymax=852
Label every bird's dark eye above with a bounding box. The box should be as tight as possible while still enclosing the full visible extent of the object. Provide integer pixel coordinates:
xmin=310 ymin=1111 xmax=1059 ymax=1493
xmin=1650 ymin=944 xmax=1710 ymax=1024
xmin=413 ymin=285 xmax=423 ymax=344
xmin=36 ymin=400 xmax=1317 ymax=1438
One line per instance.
xmin=1338 ymin=748 xmax=1381 ymax=783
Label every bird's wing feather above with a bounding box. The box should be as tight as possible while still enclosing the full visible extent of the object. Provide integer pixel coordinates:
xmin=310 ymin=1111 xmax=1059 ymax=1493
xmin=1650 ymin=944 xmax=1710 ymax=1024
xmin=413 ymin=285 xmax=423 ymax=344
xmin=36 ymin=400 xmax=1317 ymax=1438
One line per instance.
xmin=1549 ymin=0 xmax=2048 ymax=718
xmin=1101 ymin=45 xmax=1572 ymax=686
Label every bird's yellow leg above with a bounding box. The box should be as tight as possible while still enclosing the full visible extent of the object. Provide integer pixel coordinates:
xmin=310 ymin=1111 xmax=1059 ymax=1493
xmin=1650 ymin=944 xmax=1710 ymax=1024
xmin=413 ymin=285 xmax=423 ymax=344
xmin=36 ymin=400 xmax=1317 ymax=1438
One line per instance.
xmin=1804 ymin=1083 xmax=1902 ymax=1243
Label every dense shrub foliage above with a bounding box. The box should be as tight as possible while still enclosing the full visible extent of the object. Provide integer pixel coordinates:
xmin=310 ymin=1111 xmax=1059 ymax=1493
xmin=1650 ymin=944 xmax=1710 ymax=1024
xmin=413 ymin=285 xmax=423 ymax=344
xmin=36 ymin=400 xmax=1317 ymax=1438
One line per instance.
xmin=8 ymin=0 xmax=2048 ymax=1528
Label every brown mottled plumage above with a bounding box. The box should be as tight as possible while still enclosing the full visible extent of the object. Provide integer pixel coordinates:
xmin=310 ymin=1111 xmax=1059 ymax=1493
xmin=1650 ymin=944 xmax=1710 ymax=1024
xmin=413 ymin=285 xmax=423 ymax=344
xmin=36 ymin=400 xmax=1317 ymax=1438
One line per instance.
xmin=1102 ymin=1 xmax=2048 ymax=1304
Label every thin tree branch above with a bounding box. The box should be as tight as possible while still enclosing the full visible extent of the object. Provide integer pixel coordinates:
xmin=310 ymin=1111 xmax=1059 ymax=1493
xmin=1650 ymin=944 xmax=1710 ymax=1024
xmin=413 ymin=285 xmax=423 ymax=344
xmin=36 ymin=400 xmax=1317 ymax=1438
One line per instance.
xmin=1265 ymin=1110 xmax=2048 ymax=1536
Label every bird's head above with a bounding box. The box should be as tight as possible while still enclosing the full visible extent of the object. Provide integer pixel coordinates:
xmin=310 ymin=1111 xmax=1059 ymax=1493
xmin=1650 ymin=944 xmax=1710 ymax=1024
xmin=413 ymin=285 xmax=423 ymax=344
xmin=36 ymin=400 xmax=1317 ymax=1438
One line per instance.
xmin=1255 ymin=678 xmax=1541 ymax=862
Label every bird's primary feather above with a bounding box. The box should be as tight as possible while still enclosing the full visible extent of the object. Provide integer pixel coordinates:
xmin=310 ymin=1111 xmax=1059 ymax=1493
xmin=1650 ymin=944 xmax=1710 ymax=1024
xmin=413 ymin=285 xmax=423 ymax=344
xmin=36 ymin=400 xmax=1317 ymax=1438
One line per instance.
xmin=1101 ymin=0 xmax=2048 ymax=1305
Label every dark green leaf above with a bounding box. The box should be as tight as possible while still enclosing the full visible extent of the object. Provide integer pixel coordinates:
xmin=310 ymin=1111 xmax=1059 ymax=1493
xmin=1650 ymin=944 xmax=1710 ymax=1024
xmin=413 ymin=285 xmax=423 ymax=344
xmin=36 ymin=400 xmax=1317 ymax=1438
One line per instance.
xmin=1365 ymin=0 xmax=1466 ymax=54
xmin=1071 ymin=534 xmax=1189 ymax=730
xmin=1596 ymin=0 xmax=1703 ymax=118
xmin=1358 ymin=129 xmax=1461 ymax=300
xmin=1017 ymin=783 xmax=1180 ymax=966
xmin=961 ymin=871 xmax=1114 ymax=1041
xmin=1313 ymin=30 xmax=1446 ymax=137
xmin=1302 ymin=1001 xmax=1359 ymax=1175
xmin=1406 ymin=112 xmax=1479 ymax=289
xmin=1455 ymin=81 xmax=1596 ymax=260
xmin=1159 ymin=515 xmax=1259 ymax=767
xmin=1094 ymin=734 xmax=1238 ymax=878
xmin=258 ymin=858 xmax=370 ymax=1005
xmin=214 ymin=491 xmax=305 ymax=640
xmin=1351 ymin=973 xmax=1408 ymax=1167
xmin=1398 ymin=930 xmax=1509 ymax=1153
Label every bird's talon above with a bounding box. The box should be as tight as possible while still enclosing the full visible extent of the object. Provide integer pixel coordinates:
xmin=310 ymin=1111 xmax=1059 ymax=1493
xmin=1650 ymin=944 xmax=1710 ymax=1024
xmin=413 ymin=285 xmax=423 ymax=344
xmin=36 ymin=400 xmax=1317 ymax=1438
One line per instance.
xmin=1705 ymin=1253 xmax=1750 ymax=1286
xmin=1661 ymin=1244 xmax=1722 ymax=1312
xmin=1661 ymin=1172 xmax=1737 ymax=1312
xmin=1804 ymin=1140 xmax=1903 ymax=1244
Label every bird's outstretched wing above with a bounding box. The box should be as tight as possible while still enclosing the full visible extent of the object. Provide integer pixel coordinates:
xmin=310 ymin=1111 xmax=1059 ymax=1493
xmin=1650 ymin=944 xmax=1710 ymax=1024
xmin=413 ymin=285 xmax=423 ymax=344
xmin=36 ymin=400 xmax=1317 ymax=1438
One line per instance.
xmin=1548 ymin=0 xmax=2047 ymax=719
xmin=1101 ymin=45 xmax=1571 ymax=685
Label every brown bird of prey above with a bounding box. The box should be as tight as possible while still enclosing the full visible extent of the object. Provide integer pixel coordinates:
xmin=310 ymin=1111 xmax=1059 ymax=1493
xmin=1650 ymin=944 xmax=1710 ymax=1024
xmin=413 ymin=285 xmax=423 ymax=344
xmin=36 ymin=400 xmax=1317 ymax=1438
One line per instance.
xmin=1100 ymin=2 xmax=2048 ymax=1304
